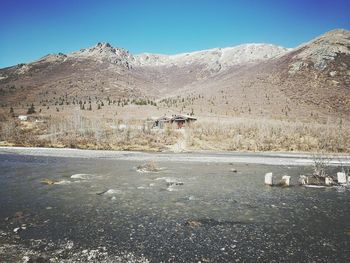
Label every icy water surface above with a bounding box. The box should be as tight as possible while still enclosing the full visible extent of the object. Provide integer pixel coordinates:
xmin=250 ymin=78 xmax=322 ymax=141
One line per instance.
xmin=0 ymin=154 xmax=350 ymax=262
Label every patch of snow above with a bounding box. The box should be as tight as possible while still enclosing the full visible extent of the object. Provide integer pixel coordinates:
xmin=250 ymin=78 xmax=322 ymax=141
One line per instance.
xmin=135 ymin=43 xmax=289 ymax=71
xmin=66 ymin=42 xmax=289 ymax=72
xmin=54 ymin=180 xmax=72 ymax=185
xmin=104 ymin=189 xmax=122 ymax=195
xmin=70 ymin=174 xmax=94 ymax=180
xmin=155 ymin=177 xmax=179 ymax=183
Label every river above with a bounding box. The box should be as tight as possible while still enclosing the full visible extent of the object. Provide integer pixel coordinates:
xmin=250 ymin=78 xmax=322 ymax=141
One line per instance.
xmin=0 ymin=148 xmax=349 ymax=262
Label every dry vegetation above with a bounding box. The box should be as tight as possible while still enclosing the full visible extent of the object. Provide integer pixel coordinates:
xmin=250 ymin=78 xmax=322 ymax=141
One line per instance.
xmin=1 ymin=111 xmax=350 ymax=153
xmin=0 ymin=113 xmax=179 ymax=151
xmin=185 ymin=118 xmax=350 ymax=153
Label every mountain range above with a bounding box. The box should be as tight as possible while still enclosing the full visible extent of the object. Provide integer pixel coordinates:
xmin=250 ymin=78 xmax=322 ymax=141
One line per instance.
xmin=0 ymin=29 xmax=349 ymax=121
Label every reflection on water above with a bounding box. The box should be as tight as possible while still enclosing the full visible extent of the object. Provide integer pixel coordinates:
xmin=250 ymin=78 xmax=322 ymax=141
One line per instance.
xmin=0 ymin=154 xmax=350 ymax=262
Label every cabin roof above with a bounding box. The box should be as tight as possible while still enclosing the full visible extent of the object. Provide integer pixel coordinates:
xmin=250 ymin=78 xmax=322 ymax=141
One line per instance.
xmin=152 ymin=114 xmax=197 ymax=125
xmin=171 ymin=114 xmax=197 ymax=121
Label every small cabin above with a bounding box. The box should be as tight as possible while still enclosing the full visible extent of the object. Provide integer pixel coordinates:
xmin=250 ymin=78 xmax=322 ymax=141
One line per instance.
xmin=151 ymin=114 xmax=197 ymax=129
xmin=171 ymin=114 xmax=197 ymax=129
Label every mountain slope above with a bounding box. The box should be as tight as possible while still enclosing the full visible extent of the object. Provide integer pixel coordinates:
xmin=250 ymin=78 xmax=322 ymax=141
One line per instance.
xmin=0 ymin=41 xmax=288 ymax=104
xmin=274 ymin=29 xmax=350 ymax=116
xmin=0 ymin=29 xmax=349 ymax=121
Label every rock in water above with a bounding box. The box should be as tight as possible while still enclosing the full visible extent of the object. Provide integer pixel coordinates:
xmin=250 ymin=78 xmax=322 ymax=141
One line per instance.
xmin=325 ymin=176 xmax=333 ymax=186
xmin=265 ymin=172 xmax=273 ymax=186
xmin=136 ymin=161 xmax=161 ymax=173
xmin=41 ymin=178 xmax=57 ymax=185
xmin=281 ymin=175 xmax=291 ymax=186
xmin=299 ymin=175 xmax=307 ymax=185
xmin=337 ymin=172 xmax=347 ymax=184
xmin=185 ymin=220 xmax=202 ymax=228
xmin=306 ymin=176 xmax=321 ymax=185
xmin=276 ymin=175 xmax=291 ymax=187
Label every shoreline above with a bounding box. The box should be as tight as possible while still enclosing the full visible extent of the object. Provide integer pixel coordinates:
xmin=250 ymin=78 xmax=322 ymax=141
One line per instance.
xmin=1 ymin=146 xmax=350 ymax=166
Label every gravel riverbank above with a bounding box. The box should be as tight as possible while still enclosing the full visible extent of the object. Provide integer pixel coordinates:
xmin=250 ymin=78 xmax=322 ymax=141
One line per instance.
xmin=0 ymin=146 xmax=350 ymax=166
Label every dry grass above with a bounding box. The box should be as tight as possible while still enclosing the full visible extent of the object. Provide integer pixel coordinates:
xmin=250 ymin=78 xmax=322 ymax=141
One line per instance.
xmin=1 ymin=113 xmax=350 ymax=153
xmin=0 ymin=113 xmax=179 ymax=151
xmin=185 ymin=118 xmax=350 ymax=153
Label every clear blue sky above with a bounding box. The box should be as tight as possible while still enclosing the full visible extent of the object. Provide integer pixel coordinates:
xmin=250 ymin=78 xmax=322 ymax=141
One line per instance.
xmin=0 ymin=0 xmax=349 ymax=68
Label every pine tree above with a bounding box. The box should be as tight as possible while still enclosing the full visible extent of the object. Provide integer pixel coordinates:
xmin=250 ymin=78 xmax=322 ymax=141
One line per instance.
xmin=27 ymin=104 xmax=36 ymax=114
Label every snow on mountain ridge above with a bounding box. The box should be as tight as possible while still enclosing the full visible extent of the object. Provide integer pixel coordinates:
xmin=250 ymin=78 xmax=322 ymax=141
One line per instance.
xmin=8 ymin=28 xmax=350 ymax=76
xmin=64 ymin=42 xmax=290 ymax=70
xmin=135 ymin=43 xmax=290 ymax=69
xmin=135 ymin=44 xmax=289 ymax=66
xmin=30 ymin=40 xmax=291 ymax=74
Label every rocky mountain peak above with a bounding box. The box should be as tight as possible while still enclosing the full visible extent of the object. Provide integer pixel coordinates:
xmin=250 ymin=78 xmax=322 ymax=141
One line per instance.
xmin=289 ymin=28 xmax=350 ymax=73
xmin=70 ymin=42 xmax=134 ymax=68
xmin=96 ymin=42 xmax=112 ymax=49
xmin=322 ymin=28 xmax=349 ymax=38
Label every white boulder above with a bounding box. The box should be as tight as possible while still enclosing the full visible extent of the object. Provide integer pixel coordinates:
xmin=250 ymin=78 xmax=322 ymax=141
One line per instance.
xmin=299 ymin=175 xmax=307 ymax=185
xmin=281 ymin=175 xmax=291 ymax=186
xmin=325 ymin=176 xmax=333 ymax=186
xmin=265 ymin=173 xmax=273 ymax=186
xmin=337 ymin=172 xmax=347 ymax=184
